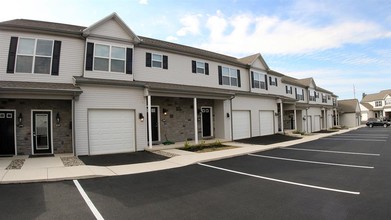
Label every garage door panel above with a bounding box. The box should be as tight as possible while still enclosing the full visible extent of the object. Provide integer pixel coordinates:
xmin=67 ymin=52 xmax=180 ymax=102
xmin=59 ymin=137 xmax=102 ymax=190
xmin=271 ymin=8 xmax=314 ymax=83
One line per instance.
xmin=233 ymin=111 xmax=251 ymax=140
xmin=313 ymin=115 xmax=321 ymax=132
xmin=259 ymin=111 xmax=274 ymax=136
xmin=88 ymin=109 xmax=135 ymax=155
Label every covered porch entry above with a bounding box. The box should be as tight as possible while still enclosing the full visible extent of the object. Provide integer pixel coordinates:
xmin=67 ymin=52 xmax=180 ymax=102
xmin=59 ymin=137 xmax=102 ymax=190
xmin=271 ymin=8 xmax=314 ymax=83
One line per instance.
xmin=143 ymin=82 xmax=234 ymax=148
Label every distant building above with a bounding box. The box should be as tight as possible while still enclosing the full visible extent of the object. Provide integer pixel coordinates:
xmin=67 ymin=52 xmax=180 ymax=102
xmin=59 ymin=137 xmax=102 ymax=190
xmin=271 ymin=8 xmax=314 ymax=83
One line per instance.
xmin=360 ymin=89 xmax=391 ymax=121
xmin=338 ymin=99 xmax=361 ymax=127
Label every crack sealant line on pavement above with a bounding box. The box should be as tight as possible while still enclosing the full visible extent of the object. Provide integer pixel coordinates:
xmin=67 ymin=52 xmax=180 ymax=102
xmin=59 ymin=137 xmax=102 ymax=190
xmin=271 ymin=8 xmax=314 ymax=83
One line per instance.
xmin=198 ymin=163 xmax=360 ymax=195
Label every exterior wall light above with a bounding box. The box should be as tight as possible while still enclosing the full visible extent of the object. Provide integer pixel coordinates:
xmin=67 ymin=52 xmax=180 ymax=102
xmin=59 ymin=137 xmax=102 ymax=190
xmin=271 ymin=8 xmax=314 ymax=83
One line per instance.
xmin=139 ymin=113 xmax=144 ymax=122
xmin=226 ymin=113 xmax=230 ymax=118
xmin=163 ymin=108 xmax=168 ymax=115
xmin=56 ymin=112 xmax=61 ymax=123
xmin=18 ymin=113 xmax=23 ymax=127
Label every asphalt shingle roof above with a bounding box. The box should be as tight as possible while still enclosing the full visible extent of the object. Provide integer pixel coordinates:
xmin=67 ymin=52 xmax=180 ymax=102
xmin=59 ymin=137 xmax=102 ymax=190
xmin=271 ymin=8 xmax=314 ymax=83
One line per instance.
xmin=338 ymin=99 xmax=359 ymax=113
xmin=361 ymin=89 xmax=391 ymax=102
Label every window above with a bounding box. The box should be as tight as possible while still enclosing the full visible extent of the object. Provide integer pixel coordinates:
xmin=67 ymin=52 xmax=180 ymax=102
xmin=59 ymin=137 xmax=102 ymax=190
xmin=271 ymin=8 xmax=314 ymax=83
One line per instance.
xmin=322 ymin=94 xmax=327 ymax=103
xmin=286 ymin=85 xmax=293 ymax=94
xmin=296 ymin=88 xmax=304 ymax=101
xmin=94 ymin=44 xmax=125 ymax=73
xmin=385 ymin=98 xmax=391 ymax=105
xmin=375 ymin=101 xmax=383 ymax=107
xmin=152 ymin=54 xmax=162 ymax=68
xmin=146 ymin=52 xmax=168 ymax=69
xmin=252 ymin=71 xmax=266 ymax=89
xmin=218 ymin=66 xmax=240 ymax=87
xmin=269 ymin=77 xmax=278 ymax=86
xmin=328 ymin=95 xmax=331 ymax=100
xmin=309 ymin=90 xmax=316 ymax=101
xmin=15 ymin=38 xmax=54 ymax=74
xmin=192 ymin=60 xmax=209 ymax=75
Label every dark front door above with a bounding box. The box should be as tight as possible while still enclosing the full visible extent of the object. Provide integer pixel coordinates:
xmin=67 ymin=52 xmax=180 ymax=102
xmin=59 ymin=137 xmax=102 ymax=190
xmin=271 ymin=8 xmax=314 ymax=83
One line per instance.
xmin=32 ymin=111 xmax=52 ymax=154
xmin=0 ymin=111 xmax=15 ymax=155
xmin=151 ymin=107 xmax=159 ymax=141
xmin=201 ymin=107 xmax=212 ymax=137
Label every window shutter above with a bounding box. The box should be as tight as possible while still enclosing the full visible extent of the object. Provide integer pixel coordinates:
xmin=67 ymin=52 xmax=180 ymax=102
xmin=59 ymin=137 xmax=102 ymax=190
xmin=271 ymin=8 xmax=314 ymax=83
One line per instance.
xmin=146 ymin=52 xmax=151 ymax=67
xmin=205 ymin=63 xmax=209 ymax=75
xmin=269 ymin=76 xmax=272 ymax=85
xmin=218 ymin=65 xmax=222 ymax=85
xmin=163 ymin=55 xmax=168 ymax=69
xmin=126 ymin=48 xmax=133 ymax=74
xmin=290 ymin=86 xmax=293 ymax=94
xmin=85 ymin=42 xmax=94 ymax=71
xmin=251 ymin=71 xmax=255 ymax=88
xmin=192 ymin=60 xmax=196 ymax=73
xmin=295 ymin=88 xmax=298 ymax=99
xmin=285 ymin=85 xmax=288 ymax=94
xmin=6 ymin=37 xmax=18 ymax=73
xmin=275 ymin=78 xmax=278 ymax=86
xmin=51 ymin=40 xmax=61 ymax=76
xmin=302 ymin=89 xmax=304 ymax=100
xmin=237 ymin=69 xmax=241 ymax=87
xmin=265 ymin=75 xmax=268 ymax=90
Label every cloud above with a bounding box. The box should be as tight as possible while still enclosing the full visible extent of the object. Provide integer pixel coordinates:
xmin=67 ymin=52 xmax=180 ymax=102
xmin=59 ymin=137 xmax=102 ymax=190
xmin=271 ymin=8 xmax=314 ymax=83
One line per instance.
xmin=199 ymin=11 xmax=391 ymax=56
xmin=176 ymin=14 xmax=202 ymax=36
xmin=166 ymin=36 xmax=178 ymax=42
xmin=138 ymin=0 xmax=148 ymax=5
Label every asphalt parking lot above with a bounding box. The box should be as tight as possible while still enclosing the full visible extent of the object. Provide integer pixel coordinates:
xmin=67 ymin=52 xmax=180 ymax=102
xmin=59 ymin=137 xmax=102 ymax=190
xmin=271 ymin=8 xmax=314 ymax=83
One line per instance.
xmin=1 ymin=127 xmax=390 ymax=219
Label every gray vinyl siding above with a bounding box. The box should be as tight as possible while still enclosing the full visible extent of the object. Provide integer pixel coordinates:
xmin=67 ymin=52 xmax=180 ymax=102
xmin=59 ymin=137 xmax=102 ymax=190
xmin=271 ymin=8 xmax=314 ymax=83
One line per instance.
xmin=74 ymin=85 xmax=146 ymax=155
xmin=133 ymin=47 xmax=249 ymax=91
xmin=0 ymin=30 xmax=84 ymax=83
xmin=88 ymin=19 xmax=132 ymax=41
xmin=232 ymin=95 xmax=278 ymax=136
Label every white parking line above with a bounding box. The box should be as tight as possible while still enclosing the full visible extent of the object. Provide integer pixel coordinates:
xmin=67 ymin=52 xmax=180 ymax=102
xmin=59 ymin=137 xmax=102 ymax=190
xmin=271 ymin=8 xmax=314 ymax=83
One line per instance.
xmin=335 ymin=135 xmax=388 ymax=138
xmin=73 ymin=180 xmax=104 ymax=220
xmin=248 ymin=154 xmax=374 ymax=169
xmin=282 ymin=147 xmax=380 ymax=156
xmin=198 ymin=163 xmax=360 ymax=195
xmin=322 ymin=138 xmax=387 ymax=142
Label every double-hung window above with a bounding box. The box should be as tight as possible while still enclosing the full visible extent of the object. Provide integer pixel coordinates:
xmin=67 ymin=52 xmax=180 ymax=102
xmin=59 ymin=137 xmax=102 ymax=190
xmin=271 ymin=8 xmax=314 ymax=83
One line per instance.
xmin=375 ymin=101 xmax=383 ymax=107
xmin=322 ymin=94 xmax=327 ymax=103
xmin=222 ymin=67 xmax=237 ymax=86
xmin=16 ymin=38 xmax=53 ymax=74
xmin=252 ymin=71 xmax=266 ymax=89
xmin=269 ymin=77 xmax=278 ymax=86
xmin=152 ymin=54 xmax=162 ymax=68
xmin=191 ymin=60 xmax=209 ymax=74
xmin=218 ymin=65 xmax=240 ymax=87
xmin=94 ymin=44 xmax=125 ymax=73
xmin=286 ymin=85 xmax=293 ymax=94
xmin=385 ymin=98 xmax=391 ymax=105
xmin=309 ymin=90 xmax=316 ymax=101
xmin=296 ymin=88 xmax=304 ymax=100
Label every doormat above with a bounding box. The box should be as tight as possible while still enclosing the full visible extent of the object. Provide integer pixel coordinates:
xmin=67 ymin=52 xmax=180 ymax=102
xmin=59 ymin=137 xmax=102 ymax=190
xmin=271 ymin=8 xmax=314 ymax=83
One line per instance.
xmin=29 ymin=154 xmax=54 ymax=158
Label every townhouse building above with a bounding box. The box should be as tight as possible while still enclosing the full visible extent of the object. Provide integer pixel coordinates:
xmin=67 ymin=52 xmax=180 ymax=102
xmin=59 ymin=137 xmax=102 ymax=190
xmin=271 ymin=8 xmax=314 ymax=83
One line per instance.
xmin=338 ymin=99 xmax=361 ymax=127
xmin=0 ymin=13 xmax=338 ymax=156
xmin=360 ymin=89 xmax=391 ymax=122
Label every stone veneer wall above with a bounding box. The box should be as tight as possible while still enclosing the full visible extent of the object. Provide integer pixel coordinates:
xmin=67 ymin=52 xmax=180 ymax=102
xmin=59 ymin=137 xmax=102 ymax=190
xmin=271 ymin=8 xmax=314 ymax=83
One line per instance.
xmin=0 ymin=99 xmax=72 ymax=155
xmin=152 ymin=97 xmax=215 ymax=143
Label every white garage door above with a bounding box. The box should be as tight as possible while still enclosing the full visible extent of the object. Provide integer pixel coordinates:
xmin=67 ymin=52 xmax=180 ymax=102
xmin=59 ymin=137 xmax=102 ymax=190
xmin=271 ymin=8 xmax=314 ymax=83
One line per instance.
xmin=313 ymin=115 xmax=321 ymax=132
xmin=259 ymin=111 xmax=274 ymax=136
xmin=233 ymin=111 xmax=251 ymax=140
xmin=88 ymin=109 xmax=135 ymax=155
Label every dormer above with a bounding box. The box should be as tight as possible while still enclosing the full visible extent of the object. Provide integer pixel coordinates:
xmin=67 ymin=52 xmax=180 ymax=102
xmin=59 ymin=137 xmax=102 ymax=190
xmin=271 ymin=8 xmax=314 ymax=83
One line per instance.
xmin=83 ymin=13 xmax=140 ymax=81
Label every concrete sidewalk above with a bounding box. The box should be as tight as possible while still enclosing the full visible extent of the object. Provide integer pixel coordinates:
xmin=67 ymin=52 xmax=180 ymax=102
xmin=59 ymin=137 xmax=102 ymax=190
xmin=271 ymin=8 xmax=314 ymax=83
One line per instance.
xmin=0 ymin=127 xmax=359 ymax=184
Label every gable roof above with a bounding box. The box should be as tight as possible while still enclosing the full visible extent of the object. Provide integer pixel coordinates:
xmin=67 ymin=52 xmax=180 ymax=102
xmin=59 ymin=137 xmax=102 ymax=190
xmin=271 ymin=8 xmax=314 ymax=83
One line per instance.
xmin=360 ymin=102 xmax=373 ymax=111
xmin=238 ymin=53 xmax=270 ymax=70
xmin=82 ymin=12 xmax=141 ymax=43
xmin=297 ymin=77 xmax=317 ymax=88
xmin=338 ymin=99 xmax=360 ymax=113
xmin=361 ymin=89 xmax=391 ymax=102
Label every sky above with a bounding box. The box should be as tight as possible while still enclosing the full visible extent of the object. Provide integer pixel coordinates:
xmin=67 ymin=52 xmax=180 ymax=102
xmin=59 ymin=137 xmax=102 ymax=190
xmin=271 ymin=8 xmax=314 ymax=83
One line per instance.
xmin=1 ymin=0 xmax=391 ymax=100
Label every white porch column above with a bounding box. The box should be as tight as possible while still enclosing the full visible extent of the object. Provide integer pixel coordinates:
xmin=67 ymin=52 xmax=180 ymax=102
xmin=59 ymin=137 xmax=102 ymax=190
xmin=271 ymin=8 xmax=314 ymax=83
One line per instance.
xmin=280 ymin=102 xmax=284 ymax=133
xmin=147 ymin=95 xmax=152 ymax=148
xmin=293 ymin=107 xmax=297 ymax=130
xmin=194 ymin=98 xmax=199 ymax=144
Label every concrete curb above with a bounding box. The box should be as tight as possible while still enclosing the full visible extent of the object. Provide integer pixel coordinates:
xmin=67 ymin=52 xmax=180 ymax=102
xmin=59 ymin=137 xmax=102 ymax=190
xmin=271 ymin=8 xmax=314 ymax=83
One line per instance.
xmin=0 ymin=127 xmax=361 ymax=184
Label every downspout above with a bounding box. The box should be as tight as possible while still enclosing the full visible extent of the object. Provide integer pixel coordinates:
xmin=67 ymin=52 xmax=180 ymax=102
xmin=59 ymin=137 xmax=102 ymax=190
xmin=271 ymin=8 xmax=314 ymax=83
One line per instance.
xmin=229 ymin=95 xmax=235 ymax=141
